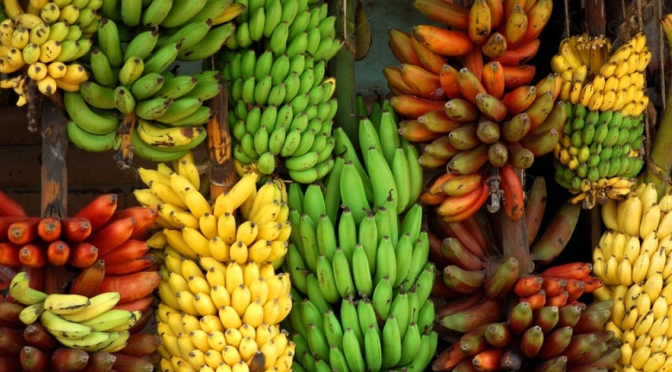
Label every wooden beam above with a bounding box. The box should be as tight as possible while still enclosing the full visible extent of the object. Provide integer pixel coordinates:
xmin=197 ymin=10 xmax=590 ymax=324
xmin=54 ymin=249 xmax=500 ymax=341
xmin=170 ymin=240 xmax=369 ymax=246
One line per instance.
xmin=585 ymin=0 xmax=607 ymax=36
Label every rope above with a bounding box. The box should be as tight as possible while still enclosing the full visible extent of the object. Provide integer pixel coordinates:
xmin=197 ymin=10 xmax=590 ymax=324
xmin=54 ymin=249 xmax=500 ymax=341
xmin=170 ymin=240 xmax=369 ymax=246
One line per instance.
xmin=564 ymin=0 xmax=570 ymax=37
xmin=660 ymin=0 xmax=666 ymax=110
xmin=636 ymin=0 xmax=645 ymax=31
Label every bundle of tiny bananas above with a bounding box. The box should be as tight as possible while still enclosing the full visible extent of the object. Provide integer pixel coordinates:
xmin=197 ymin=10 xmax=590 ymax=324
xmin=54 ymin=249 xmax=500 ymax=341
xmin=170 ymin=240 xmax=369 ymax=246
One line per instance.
xmin=9 ymin=272 xmax=137 ymax=353
xmin=63 ymin=0 xmax=243 ymax=162
xmin=0 ymin=0 xmax=100 ymax=104
xmin=551 ymin=32 xmax=651 ymax=209
xmin=592 ymin=182 xmax=672 ymax=372
xmin=219 ymin=0 xmax=342 ymax=184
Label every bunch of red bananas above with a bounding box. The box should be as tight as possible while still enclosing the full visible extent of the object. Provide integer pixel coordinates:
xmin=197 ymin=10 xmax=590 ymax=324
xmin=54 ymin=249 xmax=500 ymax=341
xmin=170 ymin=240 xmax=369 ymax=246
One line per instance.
xmin=426 ymin=175 xmax=613 ymax=371
xmin=385 ymin=0 xmax=564 ymax=222
xmin=0 ymin=192 xmax=161 ymax=307
xmin=0 ymin=302 xmax=162 ymax=372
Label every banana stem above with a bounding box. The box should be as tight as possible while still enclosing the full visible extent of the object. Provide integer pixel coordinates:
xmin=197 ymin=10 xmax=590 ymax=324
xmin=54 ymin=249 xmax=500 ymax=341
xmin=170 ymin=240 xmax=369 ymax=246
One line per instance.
xmin=114 ymin=112 xmax=136 ymax=170
xmin=328 ymin=0 xmax=358 ymax=148
xmin=206 ymin=81 xmax=237 ymax=201
xmin=644 ymin=14 xmax=672 ymax=199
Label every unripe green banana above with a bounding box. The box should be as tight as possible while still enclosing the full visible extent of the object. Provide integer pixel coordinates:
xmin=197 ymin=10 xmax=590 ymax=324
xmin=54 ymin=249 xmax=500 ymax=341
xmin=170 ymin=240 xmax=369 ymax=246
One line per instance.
xmin=135 ymin=97 xmax=172 ymax=120
xmin=160 ymin=20 xmax=212 ymax=51
xmin=90 ymin=48 xmax=117 ymax=86
xmin=291 ymin=92 xmax=310 ymax=113
xmin=64 ymin=91 xmax=120 ymax=135
xmin=271 ymin=53 xmax=290 ymax=85
xmin=318 ymin=16 xmax=336 ymax=39
xmin=80 ymin=81 xmax=116 ymax=109
xmin=240 ymin=132 xmax=258 ymax=159
xmin=242 ymin=76 xmax=256 ymax=104
xmin=182 ymin=79 xmax=222 ymax=101
xmin=257 ymin=151 xmax=276 ymax=174
xmin=152 ymin=76 xmax=198 ymax=99
xmin=143 ymin=42 xmax=180 ymax=75
xmin=286 ymin=31 xmax=308 ymax=58
xmin=352 ymin=243 xmax=373 ymax=298
xmin=286 ymin=150 xmax=319 ymax=171
xmin=269 ymin=125 xmax=287 ymax=155
xmin=229 ymin=52 xmax=242 ymax=80
xmin=263 ymin=0 xmax=282 ymax=38
xmin=67 ymin=120 xmax=118 ymax=152
xmin=160 ymin=0 xmax=207 ymax=28
xmin=114 ymin=86 xmax=136 ymax=114
xmin=372 ymin=276 xmax=393 ymax=320
xmin=269 ymin=21 xmax=289 ymax=55
xmin=260 ymin=105 xmax=278 ymax=133
xmin=289 ymin=167 xmax=319 ymax=184
xmin=120 ymin=0 xmax=142 ymax=26
xmin=288 ymin=10 xmax=311 ymax=40
xmin=131 ymin=129 xmax=190 ymax=162
xmin=284 ymin=72 xmax=301 ymax=103
xmin=364 ymin=324 xmax=383 ymax=371
xmin=235 ymin=22 xmax=252 ymax=48
xmin=141 ymin=0 xmax=172 ymax=27
xmin=245 ymin=106 xmax=261 ymax=133
xmin=254 ymin=75 xmax=273 ymax=105
xmin=398 ymin=322 xmax=421 ymax=365
xmin=281 ymin=0 xmax=299 ymax=24
xmin=389 ymin=291 xmax=409 ymax=338
xmin=118 ymin=56 xmax=144 ymax=86
xmin=155 ymin=97 xmax=203 ymax=124
xmin=169 ymin=106 xmax=211 ymax=126
xmin=281 ymin=128 xmax=302 ymax=157
xmin=253 ymin=125 xmax=269 ymax=155
xmin=276 ymin=103 xmax=294 ymax=129
xmin=291 ymin=129 xmax=316 ymax=157
xmin=248 ymin=7 xmax=265 ymax=42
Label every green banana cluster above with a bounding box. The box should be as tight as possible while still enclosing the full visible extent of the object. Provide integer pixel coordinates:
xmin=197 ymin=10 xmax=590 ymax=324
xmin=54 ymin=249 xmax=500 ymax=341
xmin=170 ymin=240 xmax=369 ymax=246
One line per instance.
xmin=552 ymin=102 xmax=645 ymax=208
xmin=278 ymin=104 xmax=435 ymax=371
xmin=65 ymin=0 xmax=242 ymax=162
xmin=220 ymin=0 xmax=342 ymax=183
xmin=9 ymin=272 xmax=135 ymax=353
xmin=284 ymin=287 xmax=438 ymax=372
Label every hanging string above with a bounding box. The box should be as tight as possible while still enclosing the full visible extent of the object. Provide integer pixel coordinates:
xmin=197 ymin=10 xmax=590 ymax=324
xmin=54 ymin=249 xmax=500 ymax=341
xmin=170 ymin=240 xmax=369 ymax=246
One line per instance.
xmin=660 ymin=0 xmax=666 ymax=110
xmin=564 ymin=0 xmax=570 ymax=37
xmin=636 ymin=0 xmax=645 ymax=31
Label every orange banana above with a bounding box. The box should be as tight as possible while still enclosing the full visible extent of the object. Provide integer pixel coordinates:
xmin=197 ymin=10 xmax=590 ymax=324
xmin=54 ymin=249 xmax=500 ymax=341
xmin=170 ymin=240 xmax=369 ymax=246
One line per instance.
xmin=437 ymin=182 xmax=487 ymax=217
xmin=461 ymin=47 xmax=484 ymax=81
xmin=418 ymin=110 xmax=463 ymax=133
xmin=400 ymin=64 xmax=444 ymax=100
xmin=440 ymin=64 xmax=463 ymax=99
xmin=441 ymin=174 xmax=484 ymax=197
xmin=412 ymin=25 xmax=474 ymax=57
xmin=476 ymin=93 xmax=508 ymax=122
xmin=459 ymin=67 xmax=487 ymax=106
xmin=500 ymin=165 xmax=524 ymax=221
xmin=502 ymin=65 xmax=536 ymax=89
xmin=388 ymin=29 xmax=422 ymax=65
xmin=411 ymin=35 xmax=446 ymax=75
xmin=500 ymin=4 xmax=528 ymax=46
xmin=494 ymin=39 xmax=540 ymax=66
xmin=481 ymin=61 xmax=505 ymax=99
xmin=447 ymin=143 xmax=489 ymax=174
xmin=502 ymin=85 xmax=537 ymax=114
xmin=481 ymin=32 xmax=508 ymax=59
xmin=534 ymin=73 xmax=559 ymax=99
xmin=520 ymin=0 xmax=553 ymax=45
xmin=485 ymin=0 xmax=504 ymax=29
xmin=384 ymin=66 xmax=422 ymax=97
xmin=519 ymin=128 xmax=559 ymax=156
xmin=399 ymin=119 xmax=444 ymax=142
xmin=507 ymin=142 xmax=535 ymax=169
xmin=390 ymin=95 xmax=446 ymax=119
xmin=469 ymin=0 xmax=492 ymax=46
xmin=427 ymin=173 xmax=458 ymax=195
xmin=419 ymin=152 xmax=449 ymax=170
xmin=503 ymin=0 xmax=527 ymax=20
xmin=421 ymin=190 xmax=449 ymax=206
xmin=440 ymin=184 xmax=489 ymax=222
xmin=524 ymin=0 xmax=537 ymax=12
xmin=412 ymin=0 xmax=470 ymax=29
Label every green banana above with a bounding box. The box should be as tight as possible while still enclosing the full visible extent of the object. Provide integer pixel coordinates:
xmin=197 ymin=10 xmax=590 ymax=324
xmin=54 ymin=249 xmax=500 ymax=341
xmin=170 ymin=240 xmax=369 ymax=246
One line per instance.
xmin=114 ymin=86 xmax=136 ymax=114
xmin=364 ymin=324 xmax=383 ymax=371
xmin=141 ymin=0 xmax=173 ymax=26
xmin=144 ymin=42 xmax=180 ymax=75
xmin=64 ymin=91 xmax=119 ymax=135
xmin=120 ymin=0 xmax=142 ymax=27
xmin=90 ymin=49 xmax=117 ymax=87
xmin=97 ymin=18 xmax=124 ymax=67
xmin=159 ymin=20 xmax=212 ymax=50
xmin=155 ymin=97 xmax=203 ymax=124
xmin=161 ymin=0 xmax=207 ymax=28
xmin=131 ymin=73 xmax=165 ymax=100
xmin=315 ymin=254 xmax=340 ymax=303
xmin=80 ymin=81 xmax=116 ymax=109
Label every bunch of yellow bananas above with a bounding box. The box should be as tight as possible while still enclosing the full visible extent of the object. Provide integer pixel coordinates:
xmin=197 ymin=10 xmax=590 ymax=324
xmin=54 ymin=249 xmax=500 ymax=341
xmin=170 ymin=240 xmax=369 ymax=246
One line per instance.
xmin=593 ymin=182 xmax=672 ymax=371
xmin=133 ymin=151 xmax=295 ymax=372
xmin=553 ymin=32 xmax=650 ymax=115
xmin=0 ymin=0 xmax=101 ymax=103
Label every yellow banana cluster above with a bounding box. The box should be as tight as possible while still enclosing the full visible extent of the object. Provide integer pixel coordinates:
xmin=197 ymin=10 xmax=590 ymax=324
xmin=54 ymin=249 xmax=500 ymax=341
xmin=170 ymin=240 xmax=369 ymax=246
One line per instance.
xmin=0 ymin=0 xmax=101 ymax=104
xmin=593 ymin=182 xmax=672 ymax=371
xmin=553 ymin=32 xmax=650 ymax=116
xmin=133 ymin=150 xmax=295 ymax=372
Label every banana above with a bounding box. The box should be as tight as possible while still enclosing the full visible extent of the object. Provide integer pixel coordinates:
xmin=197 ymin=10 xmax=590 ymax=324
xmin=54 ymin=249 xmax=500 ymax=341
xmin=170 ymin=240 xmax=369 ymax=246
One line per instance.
xmin=41 ymin=310 xmax=93 ymax=339
xmin=9 ymin=272 xmax=48 ymax=305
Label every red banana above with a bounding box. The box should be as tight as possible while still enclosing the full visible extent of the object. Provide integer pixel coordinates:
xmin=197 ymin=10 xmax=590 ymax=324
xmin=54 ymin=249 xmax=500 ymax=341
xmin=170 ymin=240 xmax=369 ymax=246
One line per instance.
xmin=481 ymin=32 xmax=507 ymax=59
xmin=485 ymin=0 xmax=504 ymax=29
xmin=541 ymin=262 xmax=593 ymax=280
xmin=74 ymin=194 xmax=118 ymax=232
xmin=461 ymin=48 xmax=484 ymax=82
xmin=437 ymin=183 xmax=487 ymax=217
xmin=440 ymin=64 xmax=463 ymax=99
xmin=419 ymin=110 xmax=462 ymax=133
xmin=70 ymin=259 xmax=105 ymax=297
xmin=502 ymin=85 xmax=537 ymax=115
xmin=427 ymin=173 xmax=457 ymax=195
xmin=532 ymin=356 xmax=566 ymax=372
xmin=0 ymin=216 xmax=29 ymax=243
xmin=546 ymin=293 xmax=568 ymax=310
xmin=0 ymin=242 xmax=21 ymax=267
xmin=565 ymin=279 xmax=585 ymax=302
xmin=0 ymin=190 xmax=26 ymax=217
xmin=534 ymin=306 xmax=560 ymax=333
xmin=514 ymin=275 xmax=543 ymax=297
xmin=525 ymin=177 xmax=547 ymax=243
xmin=441 ymin=185 xmax=489 ymax=223
xmin=20 ymin=346 xmax=48 ymax=372
xmin=98 ymin=271 xmax=161 ymax=304
xmin=445 ymin=98 xmax=479 ymax=123
xmin=476 ymin=93 xmax=508 ymax=122
xmin=61 ymin=217 xmax=92 ymax=243
xmin=520 ymin=0 xmax=553 ymax=45
xmin=529 ymin=203 xmax=580 ymax=265
xmin=582 ymin=277 xmax=602 ymax=293
xmin=500 ymin=345 xmax=522 ymax=371
xmin=425 ymin=135 xmax=461 ymax=160
xmin=481 ymin=62 xmax=505 ymax=99
xmin=109 ymin=206 xmax=158 ymax=238
xmin=509 ymin=301 xmax=533 ymax=335
xmin=23 ymin=324 xmax=58 ymax=350
xmin=19 ymin=244 xmax=47 ymax=268
xmin=521 ymin=289 xmax=546 ymax=311
xmin=525 ymin=91 xmax=556 ymax=131
xmin=400 ymin=64 xmax=443 ymax=100
xmin=68 ymin=242 xmax=99 ymax=268
xmin=419 ymin=153 xmax=449 ymax=170
xmin=0 ymin=327 xmax=27 ymax=356
xmin=541 ymin=277 xmax=566 ymax=297
xmin=459 ymin=68 xmax=487 ymax=106
xmin=37 ymin=217 xmax=61 ymax=243
xmin=79 ymin=352 xmax=116 ymax=372
xmin=46 ymin=241 xmax=70 ymax=267
xmin=439 ymin=298 xmax=504 ymax=333
xmin=389 ymin=29 xmax=421 ymax=65
xmin=532 ymin=101 xmax=567 ymax=135
xmin=412 ymin=0 xmax=470 ymax=29
xmin=520 ymin=325 xmax=544 ymax=358
xmin=86 ymin=217 xmax=136 ymax=256
xmin=537 ymin=326 xmax=573 ymax=359
xmin=502 ymin=65 xmax=536 ymax=90
xmin=440 ymin=236 xmax=486 ymax=271
xmin=112 ymin=296 xmax=154 ymax=313
xmin=500 ymin=165 xmax=524 ymax=221
xmin=485 ymin=323 xmax=511 ymax=348
xmin=472 ymin=348 xmax=504 ymax=371
xmin=462 ymin=216 xmax=490 ymax=254
xmin=412 ymin=25 xmax=474 ymax=57
xmin=501 ymin=113 xmax=531 ymax=143
xmin=391 ymin=96 xmax=446 ymax=119
xmin=116 ymin=334 xmax=161 ymax=357
xmin=105 ymin=255 xmax=155 ymax=275
xmin=51 ymin=349 xmax=89 ymax=372
xmin=399 ymin=119 xmax=443 ymax=142
xmin=500 ymin=4 xmax=528 ymax=45
xmin=468 ymin=0 xmax=492 ymax=46
xmin=478 ymin=119 xmax=501 ymax=144
xmin=111 ymin=353 xmax=154 ymax=372
xmin=494 ymin=39 xmax=540 ymax=66
xmin=438 ymin=219 xmax=486 ymax=259
xmin=411 ymin=35 xmax=446 ymax=76
xmin=573 ymin=309 xmax=610 ymax=334
xmin=507 ymin=142 xmax=535 ymax=169
xmin=8 ymin=218 xmax=40 ymax=246
xmin=484 ymin=257 xmax=519 ymax=299
xmin=449 ymin=123 xmax=480 ymax=150
xmin=99 ymin=240 xmax=150 ymax=266
xmin=432 ymin=344 xmax=468 ymax=372
xmin=460 ymin=324 xmax=490 ymax=356
xmin=443 ymin=265 xmax=486 ymax=294
xmin=557 ymin=304 xmax=582 ymax=328
xmin=436 ymin=291 xmax=485 ymax=319
xmin=561 ymin=334 xmax=598 ymax=363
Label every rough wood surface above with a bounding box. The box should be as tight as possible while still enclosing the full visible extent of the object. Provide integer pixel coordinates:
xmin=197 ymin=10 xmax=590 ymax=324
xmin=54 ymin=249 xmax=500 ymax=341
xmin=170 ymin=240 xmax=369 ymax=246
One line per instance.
xmin=206 ymin=84 xmax=237 ymax=200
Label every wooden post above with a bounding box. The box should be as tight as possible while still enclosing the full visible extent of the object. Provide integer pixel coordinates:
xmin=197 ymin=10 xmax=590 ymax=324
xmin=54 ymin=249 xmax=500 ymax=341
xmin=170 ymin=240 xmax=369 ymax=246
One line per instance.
xmin=585 ymin=0 xmax=606 ymax=36
xmin=328 ymin=0 xmax=358 ymax=148
xmin=40 ymin=95 xmax=69 ymax=294
xmin=206 ymin=81 xmax=237 ymax=201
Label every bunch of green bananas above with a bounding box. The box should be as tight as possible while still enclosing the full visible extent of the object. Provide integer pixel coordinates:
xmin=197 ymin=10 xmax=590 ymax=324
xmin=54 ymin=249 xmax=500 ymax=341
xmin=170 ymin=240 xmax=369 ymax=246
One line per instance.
xmin=0 ymin=0 xmax=99 ymax=105
xmin=64 ymin=0 xmax=242 ymax=162
xmin=551 ymin=32 xmax=651 ymax=209
xmin=9 ymin=272 xmax=137 ymax=353
xmin=220 ymin=0 xmax=343 ymax=183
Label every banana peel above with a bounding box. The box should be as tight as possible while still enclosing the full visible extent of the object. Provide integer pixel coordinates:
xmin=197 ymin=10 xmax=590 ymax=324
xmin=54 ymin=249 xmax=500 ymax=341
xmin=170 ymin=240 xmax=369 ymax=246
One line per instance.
xmin=354 ymin=0 xmax=371 ymax=61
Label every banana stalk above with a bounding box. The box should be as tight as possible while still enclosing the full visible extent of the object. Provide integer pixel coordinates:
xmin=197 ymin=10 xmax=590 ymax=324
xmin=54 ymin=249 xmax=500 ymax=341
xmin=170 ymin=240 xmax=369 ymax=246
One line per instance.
xmin=645 ymin=14 xmax=672 ymax=200
xmin=204 ymin=77 xmax=237 ymax=200
xmin=327 ymin=0 xmax=358 ymax=147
